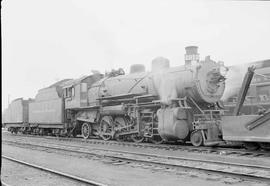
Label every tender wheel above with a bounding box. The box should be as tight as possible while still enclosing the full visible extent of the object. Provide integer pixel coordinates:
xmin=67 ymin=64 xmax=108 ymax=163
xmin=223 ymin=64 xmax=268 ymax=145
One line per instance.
xmin=259 ymin=142 xmax=270 ymax=150
xmin=244 ymin=142 xmax=259 ymax=151
xmin=55 ymin=129 xmax=60 ymax=137
xmin=115 ymin=132 xmax=126 ymax=142
xmin=81 ymin=122 xmax=92 ymax=139
xmin=72 ymin=129 xmax=77 ymax=138
xmin=190 ymin=130 xmax=204 ymax=147
xmin=13 ymin=128 xmax=18 ymax=134
xmin=100 ymin=116 xmax=113 ymax=141
xmin=150 ymin=135 xmax=164 ymax=144
xmin=10 ymin=128 xmax=15 ymax=134
xmin=131 ymin=133 xmax=144 ymax=143
xmin=39 ymin=128 xmax=44 ymax=135
xmin=10 ymin=128 xmax=17 ymax=134
xmin=20 ymin=127 xmax=27 ymax=134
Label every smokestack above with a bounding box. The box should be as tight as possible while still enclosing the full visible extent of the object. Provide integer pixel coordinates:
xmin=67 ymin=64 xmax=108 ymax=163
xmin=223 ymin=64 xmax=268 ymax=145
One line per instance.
xmin=184 ymin=46 xmax=200 ymax=65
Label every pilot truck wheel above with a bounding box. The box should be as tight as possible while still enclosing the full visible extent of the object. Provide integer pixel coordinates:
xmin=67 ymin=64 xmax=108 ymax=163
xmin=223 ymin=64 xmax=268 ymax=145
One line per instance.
xmin=190 ymin=130 xmax=204 ymax=147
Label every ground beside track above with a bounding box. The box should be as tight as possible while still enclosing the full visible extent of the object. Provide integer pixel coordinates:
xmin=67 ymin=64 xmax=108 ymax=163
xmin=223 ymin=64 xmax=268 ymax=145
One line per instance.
xmin=2 ymin=131 xmax=269 ymax=186
xmin=3 ymin=132 xmax=270 ymax=169
xmin=2 ymin=158 xmax=86 ymax=186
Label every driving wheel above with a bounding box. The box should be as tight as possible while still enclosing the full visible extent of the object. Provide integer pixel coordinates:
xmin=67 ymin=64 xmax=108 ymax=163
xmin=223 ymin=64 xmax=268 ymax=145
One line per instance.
xmin=100 ymin=116 xmax=113 ymax=141
xmin=114 ymin=117 xmax=127 ymax=141
xmin=150 ymin=135 xmax=164 ymax=144
xmin=131 ymin=133 xmax=144 ymax=143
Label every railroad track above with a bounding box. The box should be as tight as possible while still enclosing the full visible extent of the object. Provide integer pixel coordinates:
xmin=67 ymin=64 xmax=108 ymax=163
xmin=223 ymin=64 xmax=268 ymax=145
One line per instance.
xmin=3 ymin=139 xmax=270 ymax=182
xmin=1 ymin=181 xmax=11 ymax=186
xmin=4 ymin=132 xmax=270 ymax=159
xmin=2 ymin=155 xmax=107 ymax=186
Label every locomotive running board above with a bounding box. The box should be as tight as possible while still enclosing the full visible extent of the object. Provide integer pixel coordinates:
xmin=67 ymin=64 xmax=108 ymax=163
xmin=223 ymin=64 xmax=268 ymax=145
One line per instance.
xmin=97 ymin=93 xmax=140 ymax=100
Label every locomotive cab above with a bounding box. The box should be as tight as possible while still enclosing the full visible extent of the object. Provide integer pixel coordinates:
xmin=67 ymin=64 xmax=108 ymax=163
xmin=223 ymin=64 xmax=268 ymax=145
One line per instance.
xmin=63 ymin=74 xmax=103 ymax=109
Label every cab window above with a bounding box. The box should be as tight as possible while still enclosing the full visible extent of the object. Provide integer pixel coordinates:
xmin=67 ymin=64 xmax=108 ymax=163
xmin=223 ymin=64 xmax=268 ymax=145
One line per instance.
xmin=71 ymin=87 xmax=75 ymax=97
xmin=64 ymin=87 xmax=75 ymax=98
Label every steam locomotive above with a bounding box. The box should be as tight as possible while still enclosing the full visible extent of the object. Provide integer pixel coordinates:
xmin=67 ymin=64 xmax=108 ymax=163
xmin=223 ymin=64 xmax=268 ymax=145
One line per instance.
xmin=3 ymin=46 xmax=269 ymax=149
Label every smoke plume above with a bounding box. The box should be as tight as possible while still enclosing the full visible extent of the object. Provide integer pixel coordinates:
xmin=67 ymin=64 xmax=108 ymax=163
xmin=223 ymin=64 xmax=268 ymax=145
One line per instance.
xmin=153 ymin=71 xmax=178 ymax=104
xmin=221 ymin=64 xmax=253 ymax=101
xmin=152 ymin=61 xmax=257 ymax=104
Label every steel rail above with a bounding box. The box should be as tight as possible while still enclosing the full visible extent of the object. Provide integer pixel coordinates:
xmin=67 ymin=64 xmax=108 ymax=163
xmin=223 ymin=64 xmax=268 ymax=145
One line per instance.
xmin=5 ymin=132 xmax=270 ymax=158
xmin=2 ymin=155 xmax=107 ymax=186
xmin=1 ymin=181 xmax=12 ymax=186
xmin=3 ymin=140 xmax=270 ymax=182
xmin=4 ymin=139 xmax=270 ymax=170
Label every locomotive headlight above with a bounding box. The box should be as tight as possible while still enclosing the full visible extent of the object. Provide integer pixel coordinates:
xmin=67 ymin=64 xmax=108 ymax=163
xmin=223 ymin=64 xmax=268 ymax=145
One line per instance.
xmin=218 ymin=61 xmax=228 ymax=77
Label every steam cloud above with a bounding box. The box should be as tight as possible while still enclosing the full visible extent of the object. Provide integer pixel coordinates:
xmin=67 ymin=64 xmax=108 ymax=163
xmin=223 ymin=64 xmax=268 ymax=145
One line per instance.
xmin=221 ymin=63 xmax=259 ymax=101
xmin=152 ymin=60 xmax=257 ymax=104
xmin=153 ymin=71 xmax=178 ymax=104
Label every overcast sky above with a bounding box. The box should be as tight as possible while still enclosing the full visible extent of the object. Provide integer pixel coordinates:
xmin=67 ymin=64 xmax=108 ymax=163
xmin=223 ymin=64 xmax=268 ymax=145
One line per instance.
xmin=2 ymin=0 xmax=270 ymax=110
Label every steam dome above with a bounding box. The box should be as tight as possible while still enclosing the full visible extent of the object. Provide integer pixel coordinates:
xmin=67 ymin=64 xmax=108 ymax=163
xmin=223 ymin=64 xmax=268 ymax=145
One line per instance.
xmin=151 ymin=57 xmax=170 ymax=72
